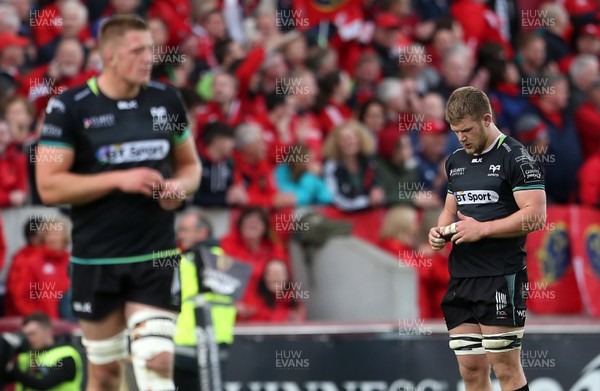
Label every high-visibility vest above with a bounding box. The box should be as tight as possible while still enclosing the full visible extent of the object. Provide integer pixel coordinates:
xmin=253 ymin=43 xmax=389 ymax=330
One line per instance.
xmin=174 ymin=247 xmax=237 ymax=346
xmin=16 ymin=345 xmax=83 ymax=391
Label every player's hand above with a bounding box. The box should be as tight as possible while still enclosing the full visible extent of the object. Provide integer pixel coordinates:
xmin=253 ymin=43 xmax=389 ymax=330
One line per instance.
xmin=428 ymin=226 xmax=446 ymax=251
xmin=156 ymin=179 xmax=186 ymax=211
xmin=116 ymin=167 xmax=164 ymax=197
xmin=451 ymin=212 xmax=485 ymax=244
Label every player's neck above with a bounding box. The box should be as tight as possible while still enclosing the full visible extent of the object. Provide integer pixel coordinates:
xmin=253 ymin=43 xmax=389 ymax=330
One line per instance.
xmin=97 ymin=72 xmax=142 ymax=100
xmin=476 ymin=127 xmax=503 ymax=156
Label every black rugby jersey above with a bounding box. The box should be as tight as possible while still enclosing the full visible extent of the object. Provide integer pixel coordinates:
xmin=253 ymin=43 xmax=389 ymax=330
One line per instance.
xmin=445 ymin=134 xmax=545 ymax=278
xmin=39 ymin=77 xmax=190 ymax=264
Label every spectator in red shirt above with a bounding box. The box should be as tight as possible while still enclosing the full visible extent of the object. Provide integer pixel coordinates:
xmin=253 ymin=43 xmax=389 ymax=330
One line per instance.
xmin=252 ymin=7 xmax=284 ymax=50
xmin=575 ymin=80 xmax=600 ymax=160
xmin=253 ymin=92 xmax=293 ymax=164
xmin=0 ymin=119 xmax=27 ymax=208
xmin=239 ymin=260 xmax=305 ymax=323
xmin=370 ymin=12 xmax=404 ymax=77
xmin=36 ymin=0 xmax=94 ymax=65
xmin=281 ymin=34 xmax=308 ymax=71
xmin=195 ymin=71 xmax=246 ymax=141
xmin=221 ymin=207 xmax=289 ymax=319
xmin=232 ymin=123 xmax=296 ymax=209
xmin=516 ymin=32 xmax=553 ymax=79
xmin=377 ymin=78 xmax=420 ymax=132
xmin=3 ymin=95 xmax=35 ymax=148
xmin=514 ymin=114 xmax=550 ymax=158
xmin=4 ymin=216 xmax=44 ymax=316
xmin=450 ymin=0 xmax=513 ymax=59
xmin=426 ymin=18 xmax=464 ymax=72
xmin=568 ymin=54 xmax=599 ymax=111
xmin=20 ymin=38 xmax=94 ymax=117
xmin=316 ymin=71 xmax=353 ymax=135
xmin=537 ymin=3 xmax=572 ymax=64
xmin=0 ymin=211 xmax=5 ymax=270
xmin=192 ymin=8 xmax=228 ymax=69
xmin=558 ymin=24 xmax=600 ymax=73
xmin=350 ymin=52 xmax=382 ymax=108
xmin=6 ymin=214 xmax=70 ymax=319
xmin=0 ymin=31 xmax=28 ymax=98
xmin=287 ymin=68 xmax=324 ymax=161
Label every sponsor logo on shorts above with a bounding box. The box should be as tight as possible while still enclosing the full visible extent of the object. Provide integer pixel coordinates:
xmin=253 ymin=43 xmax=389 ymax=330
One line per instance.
xmin=83 ymin=114 xmax=116 ymax=129
xmin=96 ymin=140 xmax=170 ymax=164
xmin=496 ymin=291 xmax=508 ymax=319
xmin=455 ymin=190 xmax=499 ymax=205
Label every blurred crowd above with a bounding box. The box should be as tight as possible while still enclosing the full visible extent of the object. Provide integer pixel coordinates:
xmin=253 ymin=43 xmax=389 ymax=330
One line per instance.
xmin=0 ymin=0 xmax=599 ymax=323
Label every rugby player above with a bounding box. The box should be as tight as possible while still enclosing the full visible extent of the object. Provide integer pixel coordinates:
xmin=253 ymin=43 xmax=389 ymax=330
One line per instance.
xmin=36 ymin=15 xmax=201 ymax=391
xmin=429 ymin=86 xmax=546 ymax=391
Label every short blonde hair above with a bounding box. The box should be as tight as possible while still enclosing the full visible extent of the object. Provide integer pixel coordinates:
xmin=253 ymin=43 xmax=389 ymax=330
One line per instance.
xmin=322 ymin=120 xmax=375 ymax=160
xmin=445 ymin=86 xmax=492 ymax=125
xmin=39 ymin=215 xmax=71 ymax=250
xmin=99 ymin=14 xmax=148 ymax=50
xmin=379 ymin=205 xmax=418 ymax=244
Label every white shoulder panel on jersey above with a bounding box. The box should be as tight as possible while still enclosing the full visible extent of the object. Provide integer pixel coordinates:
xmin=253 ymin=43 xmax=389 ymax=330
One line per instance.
xmin=74 ymin=88 xmax=91 ymax=102
xmin=147 ymin=80 xmax=167 ymax=90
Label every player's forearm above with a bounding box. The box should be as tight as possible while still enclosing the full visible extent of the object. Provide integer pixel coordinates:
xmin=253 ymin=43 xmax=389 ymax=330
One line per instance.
xmin=171 ymin=161 xmax=201 ymax=196
xmin=37 ymin=171 xmax=121 ymax=205
xmin=437 ymin=208 xmax=456 ymax=228
xmin=481 ymin=205 xmax=546 ymax=239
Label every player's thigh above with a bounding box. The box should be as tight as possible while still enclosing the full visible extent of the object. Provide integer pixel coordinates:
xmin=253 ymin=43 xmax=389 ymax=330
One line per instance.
xmin=125 ymin=302 xmax=178 ymax=319
xmin=79 ymin=308 xmax=126 ymax=340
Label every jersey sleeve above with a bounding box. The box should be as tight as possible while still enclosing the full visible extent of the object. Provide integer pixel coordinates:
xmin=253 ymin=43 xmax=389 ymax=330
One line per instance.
xmin=506 ymin=146 xmax=545 ymax=192
xmin=445 ymin=155 xmax=454 ymax=194
xmin=169 ymin=88 xmax=191 ymax=146
xmin=38 ymin=96 xmax=77 ymax=149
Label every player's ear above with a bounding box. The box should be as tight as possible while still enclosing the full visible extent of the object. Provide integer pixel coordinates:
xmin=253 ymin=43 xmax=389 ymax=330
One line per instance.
xmin=482 ymin=113 xmax=493 ymax=127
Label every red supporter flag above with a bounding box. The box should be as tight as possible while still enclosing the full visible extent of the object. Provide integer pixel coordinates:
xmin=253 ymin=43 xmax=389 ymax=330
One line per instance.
xmin=571 ymin=206 xmax=600 ymax=317
xmin=293 ymin=0 xmax=361 ymax=29
xmin=525 ymin=206 xmax=583 ymax=314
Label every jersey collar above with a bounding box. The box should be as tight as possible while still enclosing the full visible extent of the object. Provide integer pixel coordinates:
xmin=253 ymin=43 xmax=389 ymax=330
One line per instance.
xmin=479 ymin=133 xmax=505 ymax=155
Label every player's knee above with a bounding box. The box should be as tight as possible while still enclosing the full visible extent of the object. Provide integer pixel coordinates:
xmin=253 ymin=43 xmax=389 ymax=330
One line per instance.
xmin=449 ymin=333 xmax=486 ymax=356
xmin=458 ymin=360 xmax=490 ymax=384
xmin=482 ymin=329 xmax=524 ymax=353
xmin=128 ymin=309 xmax=178 ymax=391
xmin=87 ymin=361 xmax=121 ymax=391
xmin=82 ymin=330 xmax=128 ymax=365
